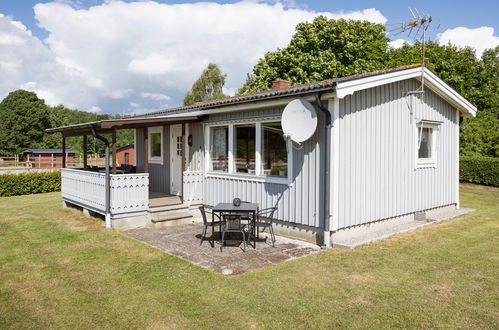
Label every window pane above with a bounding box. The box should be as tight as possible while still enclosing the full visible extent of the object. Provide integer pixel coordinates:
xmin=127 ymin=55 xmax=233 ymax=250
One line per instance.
xmin=124 ymin=152 xmax=129 ymax=165
xmin=210 ymin=126 xmax=228 ymax=172
xmin=151 ymin=133 xmax=161 ymax=157
xmin=418 ymin=127 xmax=432 ymax=159
xmin=234 ymin=124 xmax=256 ymax=173
xmin=262 ymin=122 xmax=288 ymax=176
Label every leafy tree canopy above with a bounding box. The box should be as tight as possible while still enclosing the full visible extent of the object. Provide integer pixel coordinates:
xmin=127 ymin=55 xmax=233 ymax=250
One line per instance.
xmin=183 ymin=63 xmax=227 ymax=106
xmin=0 ymin=90 xmax=134 ymax=156
xmin=238 ymin=17 xmax=389 ymax=94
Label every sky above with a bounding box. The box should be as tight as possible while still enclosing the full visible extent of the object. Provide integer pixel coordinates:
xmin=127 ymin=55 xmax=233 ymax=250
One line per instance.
xmin=0 ymin=0 xmax=497 ymax=116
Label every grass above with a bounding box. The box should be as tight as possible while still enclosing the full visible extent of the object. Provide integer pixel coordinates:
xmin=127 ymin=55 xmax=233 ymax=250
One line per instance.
xmin=0 ymin=184 xmax=498 ymax=329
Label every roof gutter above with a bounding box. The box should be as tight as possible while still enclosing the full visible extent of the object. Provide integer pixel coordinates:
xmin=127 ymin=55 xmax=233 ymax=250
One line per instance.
xmin=314 ymin=92 xmax=332 ymax=248
xmin=91 ymin=125 xmax=111 ymax=229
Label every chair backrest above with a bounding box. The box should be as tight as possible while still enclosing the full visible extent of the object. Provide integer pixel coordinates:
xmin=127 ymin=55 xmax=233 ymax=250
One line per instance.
xmin=223 ymin=214 xmax=242 ymax=230
xmin=258 ymin=207 xmax=277 ymax=223
xmin=198 ymin=206 xmax=208 ymax=226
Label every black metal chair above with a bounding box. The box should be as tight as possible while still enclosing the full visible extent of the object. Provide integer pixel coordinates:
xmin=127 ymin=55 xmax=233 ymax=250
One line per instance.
xmin=220 ymin=214 xmax=249 ymax=252
xmin=255 ymin=207 xmax=277 ymax=247
xmin=198 ymin=206 xmax=223 ymax=247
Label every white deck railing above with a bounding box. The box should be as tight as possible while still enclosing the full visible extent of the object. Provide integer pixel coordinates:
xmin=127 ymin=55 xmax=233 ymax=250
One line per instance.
xmin=183 ymin=171 xmax=204 ymax=205
xmin=61 ymin=168 xmax=149 ymax=215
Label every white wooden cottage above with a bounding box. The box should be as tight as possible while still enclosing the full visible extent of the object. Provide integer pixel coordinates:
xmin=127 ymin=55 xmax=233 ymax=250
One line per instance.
xmin=47 ymin=65 xmax=476 ymax=246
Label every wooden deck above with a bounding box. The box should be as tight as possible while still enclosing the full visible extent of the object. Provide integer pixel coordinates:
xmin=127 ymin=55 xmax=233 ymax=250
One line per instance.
xmin=149 ymin=192 xmax=182 ymax=208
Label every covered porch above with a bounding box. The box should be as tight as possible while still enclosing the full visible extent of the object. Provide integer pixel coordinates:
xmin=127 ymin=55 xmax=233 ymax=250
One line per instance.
xmin=46 ymin=114 xmax=205 ymax=229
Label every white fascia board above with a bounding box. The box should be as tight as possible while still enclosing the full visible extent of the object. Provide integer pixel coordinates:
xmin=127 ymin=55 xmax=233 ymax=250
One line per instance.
xmin=420 ymin=68 xmax=476 ymax=117
xmin=335 ymin=67 xmax=477 ymax=117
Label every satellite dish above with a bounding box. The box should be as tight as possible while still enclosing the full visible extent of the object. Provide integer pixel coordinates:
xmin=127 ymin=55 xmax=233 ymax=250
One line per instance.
xmin=281 ymin=99 xmax=317 ymax=143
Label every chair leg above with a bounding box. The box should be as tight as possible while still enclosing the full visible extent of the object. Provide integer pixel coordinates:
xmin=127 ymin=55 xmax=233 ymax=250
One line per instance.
xmin=220 ymin=231 xmax=225 ymax=252
xmin=200 ymin=226 xmax=207 ymax=246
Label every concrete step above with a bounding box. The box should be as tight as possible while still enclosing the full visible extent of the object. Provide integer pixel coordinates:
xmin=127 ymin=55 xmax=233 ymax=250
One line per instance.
xmin=149 ymin=203 xmax=188 ymax=213
xmin=150 ymin=211 xmax=193 ymax=223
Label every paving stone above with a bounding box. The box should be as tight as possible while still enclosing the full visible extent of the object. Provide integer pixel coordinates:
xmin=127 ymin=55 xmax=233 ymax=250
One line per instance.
xmin=123 ymin=223 xmax=320 ymax=275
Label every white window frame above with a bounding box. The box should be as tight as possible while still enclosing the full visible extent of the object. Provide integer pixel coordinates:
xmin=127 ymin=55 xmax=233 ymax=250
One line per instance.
xmin=205 ymin=118 xmax=293 ymax=185
xmin=415 ymin=121 xmax=440 ymax=169
xmin=148 ymin=126 xmax=163 ymax=165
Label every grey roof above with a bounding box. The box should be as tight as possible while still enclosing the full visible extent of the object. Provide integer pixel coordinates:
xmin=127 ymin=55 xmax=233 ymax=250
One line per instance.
xmin=23 ymin=148 xmax=77 ymax=154
xmin=134 ymin=64 xmax=422 ymax=118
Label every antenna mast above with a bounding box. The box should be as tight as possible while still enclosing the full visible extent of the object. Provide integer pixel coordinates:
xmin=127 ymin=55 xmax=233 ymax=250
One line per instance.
xmin=389 ymin=7 xmax=433 ymax=92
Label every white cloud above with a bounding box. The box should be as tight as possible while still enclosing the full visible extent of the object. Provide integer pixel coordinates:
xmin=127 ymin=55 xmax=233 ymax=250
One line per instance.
xmin=389 ymin=38 xmax=411 ymax=49
xmin=438 ymin=26 xmax=499 ymax=57
xmin=88 ymin=105 xmax=102 ymax=113
xmin=0 ymin=2 xmax=387 ymax=115
xmin=140 ymin=92 xmax=171 ymax=101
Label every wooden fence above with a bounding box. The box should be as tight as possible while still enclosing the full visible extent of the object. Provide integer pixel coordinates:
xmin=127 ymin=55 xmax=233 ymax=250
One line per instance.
xmin=0 ymin=155 xmax=105 ymax=170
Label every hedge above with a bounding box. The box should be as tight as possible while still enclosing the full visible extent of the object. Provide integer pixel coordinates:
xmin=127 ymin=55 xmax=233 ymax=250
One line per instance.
xmin=0 ymin=171 xmax=61 ymax=197
xmin=460 ymin=156 xmax=499 ymax=187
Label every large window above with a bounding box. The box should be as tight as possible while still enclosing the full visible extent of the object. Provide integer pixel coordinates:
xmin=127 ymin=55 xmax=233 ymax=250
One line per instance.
xmin=416 ymin=122 xmax=438 ymax=167
xmin=234 ymin=124 xmax=256 ymax=174
xmin=262 ymin=122 xmax=287 ymax=176
xmin=208 ymin=121 xmax=290 ymax=181
xmin=148 ymin=126 xmax=163 ymax=164
xmin=210 ymin=126 xmax=228 ymax=172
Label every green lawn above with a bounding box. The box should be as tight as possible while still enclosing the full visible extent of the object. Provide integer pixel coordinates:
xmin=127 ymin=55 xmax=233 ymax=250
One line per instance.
xmin=0 ymin=184 xmax=498 ymax=329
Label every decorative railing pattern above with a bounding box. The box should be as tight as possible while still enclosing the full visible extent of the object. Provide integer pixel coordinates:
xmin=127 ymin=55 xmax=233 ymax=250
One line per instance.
xmin=61 ymin=168 xmax=149 ymax=215
xmin=183 ymin=171 xmax=203 ymax=205
xmin=110 ymin=173 xmax=149 ymax=214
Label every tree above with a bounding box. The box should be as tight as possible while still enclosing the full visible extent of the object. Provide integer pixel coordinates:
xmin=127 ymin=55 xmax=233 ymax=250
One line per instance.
xmin=238 ymin=16 xmax=389 ymax=94
xmin=0 ymin=90 xmax=51 ymax=155
xmin=0 ymin=90 xmax=135 ymax=157
xmin=183 ymin=63 xmax=227 ymax=106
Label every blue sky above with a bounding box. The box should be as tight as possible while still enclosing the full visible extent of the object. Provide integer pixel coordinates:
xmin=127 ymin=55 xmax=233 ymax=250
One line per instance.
xmin=0 ymin=0 xmax=497 ymax=115
xmin=3 ymin=0 xmax=498 ymax=41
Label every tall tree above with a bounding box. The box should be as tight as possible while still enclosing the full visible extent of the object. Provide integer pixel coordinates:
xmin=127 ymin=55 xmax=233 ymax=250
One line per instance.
xmin=183 ymin=63 xmax=227 ymax=106
xmin=0 ymin=90 xmax=51 ymax=155
xmin=238 ymin=16 xmax=389 ymax=94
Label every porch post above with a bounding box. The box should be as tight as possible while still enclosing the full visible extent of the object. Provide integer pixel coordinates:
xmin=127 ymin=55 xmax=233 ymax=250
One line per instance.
xmin=181 ymin=123 xmax=186 ymax=203
xmin=143 ymin=128 xmax=149 ymax=173
xmin=62 ymin=137 xmax=66 ymax=168
xmin=111 ymin=129 xmax=117 ymax=174
xmin=83 ymin=135 xmax=88 ymax=168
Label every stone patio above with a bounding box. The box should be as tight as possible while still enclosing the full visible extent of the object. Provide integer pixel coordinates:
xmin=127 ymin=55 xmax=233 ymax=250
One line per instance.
xmin=124 ymin=224 xmax=321 ymax=275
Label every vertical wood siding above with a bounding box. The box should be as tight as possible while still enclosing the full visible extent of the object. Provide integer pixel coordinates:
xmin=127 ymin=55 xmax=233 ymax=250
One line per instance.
xmin=187 ymin=122 xmax=204 ymax=171
xmin=204 ymin=106 xmax=325 ymax=229
xmin=336 ymin=79 xmax=458 ymax=229
xmin=135 ymin=126 xmax=171 ymax=193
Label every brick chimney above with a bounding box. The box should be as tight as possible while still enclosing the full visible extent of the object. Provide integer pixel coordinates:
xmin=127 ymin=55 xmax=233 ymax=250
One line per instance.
xmin=271 ymin=80 xmax=292 ymax=89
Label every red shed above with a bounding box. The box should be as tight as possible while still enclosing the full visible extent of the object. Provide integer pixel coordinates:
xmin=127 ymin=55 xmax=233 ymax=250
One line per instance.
xmin=116 ymin=143 xmax=135 ymax=166
xmin=23 ymin=148 xmax=77 ymax=168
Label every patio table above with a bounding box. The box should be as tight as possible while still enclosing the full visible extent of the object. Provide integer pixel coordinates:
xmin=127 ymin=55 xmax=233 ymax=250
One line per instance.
xmin=212 ymin=202 xmax=259 ymax=249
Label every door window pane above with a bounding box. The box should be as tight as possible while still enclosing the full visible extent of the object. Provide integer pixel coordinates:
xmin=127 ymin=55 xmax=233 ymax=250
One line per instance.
xmin=234 ymin=124 xmax=256 ymax=174
xmin=210 ymin=126 xmax=228 ymax=172
xmin=418 ymin=127 xmax=432 ymax=159
xmin=262 ymin=122 xmax=288 ymax=176
xmin=150 ymin=132 xmax=162 ymax=157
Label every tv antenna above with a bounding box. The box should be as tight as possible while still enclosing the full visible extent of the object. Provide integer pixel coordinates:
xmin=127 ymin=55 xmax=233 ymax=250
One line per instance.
xmin=388 ymin=7 xmax=436 ymax=93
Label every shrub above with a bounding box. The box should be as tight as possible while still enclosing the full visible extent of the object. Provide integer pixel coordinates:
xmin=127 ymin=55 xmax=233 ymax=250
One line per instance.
xmin=460 ymin=156 xmax=499 ymax=187
xmin=0 ymin=171 xmax=61 ymax=197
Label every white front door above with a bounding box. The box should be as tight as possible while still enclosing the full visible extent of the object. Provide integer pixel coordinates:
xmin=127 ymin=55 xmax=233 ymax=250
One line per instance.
xmin=170 ymin=124 xmax=182 ymax=196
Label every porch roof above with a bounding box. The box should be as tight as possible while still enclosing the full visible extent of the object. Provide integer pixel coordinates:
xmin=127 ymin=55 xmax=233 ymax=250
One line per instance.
xmin=45 ymin=114 xmax=205 ymax=137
